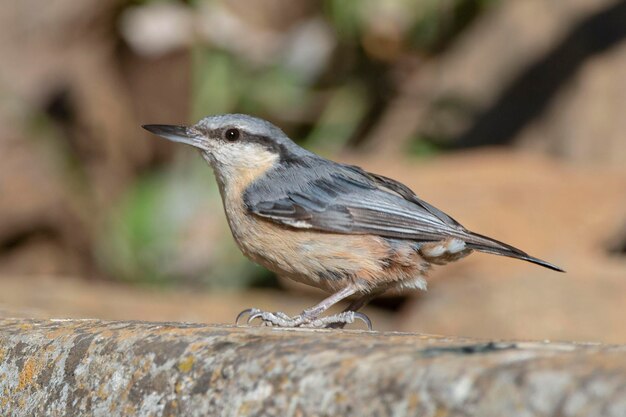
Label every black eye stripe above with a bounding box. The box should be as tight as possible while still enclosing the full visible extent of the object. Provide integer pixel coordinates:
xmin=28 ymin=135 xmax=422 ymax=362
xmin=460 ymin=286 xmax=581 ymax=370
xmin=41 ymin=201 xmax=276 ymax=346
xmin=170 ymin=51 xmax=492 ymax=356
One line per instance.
xmin=213 ymin=128 xmax=293 ymax=155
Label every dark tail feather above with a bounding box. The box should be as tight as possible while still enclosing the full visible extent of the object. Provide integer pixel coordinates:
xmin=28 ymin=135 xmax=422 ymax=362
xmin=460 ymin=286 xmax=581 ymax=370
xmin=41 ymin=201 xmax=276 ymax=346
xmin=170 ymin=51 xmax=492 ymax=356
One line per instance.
xmin=464 ymin=232 xmax=565 ymax=272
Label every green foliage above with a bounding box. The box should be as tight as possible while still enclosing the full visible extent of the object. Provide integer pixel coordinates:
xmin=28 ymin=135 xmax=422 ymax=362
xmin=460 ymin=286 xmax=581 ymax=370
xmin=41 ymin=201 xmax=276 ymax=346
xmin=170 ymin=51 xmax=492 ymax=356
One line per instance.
xmin=96 ymin=155 xmax=260 ymax=288
xmin=323 ymin=0 xmax=362 ymax=41
xmin=191 ymin=48 xmax=310 ymax=122
xmin=304 ymin=82 xmax=368 ymax=155
xmin=407 ymin=137 xmax=442 ymax=159
xmin=411 ymin=0 xmax=499 ymax=52
xmin=191 ymin=49 xmax=241 ymax=118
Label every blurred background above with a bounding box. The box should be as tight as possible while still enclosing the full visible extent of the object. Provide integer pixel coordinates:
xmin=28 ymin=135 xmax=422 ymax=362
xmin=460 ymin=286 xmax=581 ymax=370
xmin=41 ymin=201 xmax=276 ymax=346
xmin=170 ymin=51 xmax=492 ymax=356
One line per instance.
xmin=1 ymin=0 xmax=625 ymax=342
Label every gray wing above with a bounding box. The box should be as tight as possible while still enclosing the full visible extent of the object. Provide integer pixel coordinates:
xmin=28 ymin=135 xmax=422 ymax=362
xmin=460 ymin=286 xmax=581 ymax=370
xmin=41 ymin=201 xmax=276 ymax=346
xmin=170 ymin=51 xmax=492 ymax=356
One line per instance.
xmin=243 ymin=161 xmax=470 ymax=242
xmin=243 ymin=160 xmax=565 ymax=272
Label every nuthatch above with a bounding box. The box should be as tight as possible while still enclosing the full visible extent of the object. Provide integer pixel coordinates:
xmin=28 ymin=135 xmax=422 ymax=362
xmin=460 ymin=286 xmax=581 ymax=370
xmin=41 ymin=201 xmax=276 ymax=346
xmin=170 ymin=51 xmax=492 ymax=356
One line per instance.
xmin=143 ymin=114 xmax=563 ymax=330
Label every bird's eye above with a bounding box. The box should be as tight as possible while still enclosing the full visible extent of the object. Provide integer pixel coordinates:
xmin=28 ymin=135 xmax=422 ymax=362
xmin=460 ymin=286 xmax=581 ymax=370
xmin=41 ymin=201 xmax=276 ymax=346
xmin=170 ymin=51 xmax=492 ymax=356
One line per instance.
xmin=224 ymin=128 xmax=240 ymax=141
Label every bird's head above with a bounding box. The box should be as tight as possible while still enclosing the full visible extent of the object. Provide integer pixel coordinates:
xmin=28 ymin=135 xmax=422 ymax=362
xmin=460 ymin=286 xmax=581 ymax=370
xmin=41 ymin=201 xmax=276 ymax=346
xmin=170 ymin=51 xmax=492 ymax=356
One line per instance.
xmin=143 ymin=114 xmax=302 ymax=188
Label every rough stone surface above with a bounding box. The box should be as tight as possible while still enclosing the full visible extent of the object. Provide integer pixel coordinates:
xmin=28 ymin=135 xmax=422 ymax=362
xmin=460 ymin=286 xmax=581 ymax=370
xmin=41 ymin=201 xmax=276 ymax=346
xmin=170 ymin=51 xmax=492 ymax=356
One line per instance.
xmin=1 ymin=319 xmax=626 ymax=416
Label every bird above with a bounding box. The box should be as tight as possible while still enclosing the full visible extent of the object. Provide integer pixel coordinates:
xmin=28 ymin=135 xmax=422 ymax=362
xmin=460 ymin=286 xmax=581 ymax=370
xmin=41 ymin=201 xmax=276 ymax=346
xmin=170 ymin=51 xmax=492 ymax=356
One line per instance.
xmin=143 ymin=114 xmax=564 ymax=330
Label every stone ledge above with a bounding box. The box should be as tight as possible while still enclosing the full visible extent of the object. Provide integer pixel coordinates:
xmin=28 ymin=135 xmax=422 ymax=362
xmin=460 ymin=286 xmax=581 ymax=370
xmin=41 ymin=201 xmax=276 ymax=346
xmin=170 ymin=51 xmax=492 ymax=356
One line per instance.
xmin=0 ymin=319 xmax=625 ymax=416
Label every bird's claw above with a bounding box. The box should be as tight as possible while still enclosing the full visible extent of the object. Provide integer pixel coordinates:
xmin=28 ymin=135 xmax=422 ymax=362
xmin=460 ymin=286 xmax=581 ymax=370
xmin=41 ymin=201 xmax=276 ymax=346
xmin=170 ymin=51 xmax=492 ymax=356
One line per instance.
xmin=235 ymin=308 xmax=257 ymax=325
xmin=235 ymin=308 xmax=372 ymax=330
xmin=317 ymin=311 xmax=372 ymax=330
xmin=235 ymin=308 xmax=296 ymax=327
xmin=247 ymin=311 xmax=263 ymax=324
xmin=351 ymin=312 xmax=373 ymax=330
xmin=247 ymin=311 xmax=292 ymax=326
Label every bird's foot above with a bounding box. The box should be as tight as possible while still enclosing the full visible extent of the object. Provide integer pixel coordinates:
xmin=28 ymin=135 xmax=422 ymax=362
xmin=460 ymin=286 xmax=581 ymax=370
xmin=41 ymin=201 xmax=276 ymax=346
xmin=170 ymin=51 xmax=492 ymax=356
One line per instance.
xmin=319 ymin=311 xmax=372 ymax=330
xmin=235 ymin=308 xmax=372 ymax=330
xmin=236 ymin=308 xmax=306 ymax=327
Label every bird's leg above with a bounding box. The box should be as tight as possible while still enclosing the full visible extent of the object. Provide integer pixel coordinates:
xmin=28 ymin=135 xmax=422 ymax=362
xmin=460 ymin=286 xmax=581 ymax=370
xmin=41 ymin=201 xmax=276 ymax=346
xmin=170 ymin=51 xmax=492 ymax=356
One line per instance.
xmin=297 ymin=286 xmax=374 ymax=329
xmin=419 ymin=238 xmax=473 ymax=265
xmin=239 ymin=286 xmax=355 ymax=327
xmin=325 ymin=290 xmax=384 ymax=329
xmin=237 ymin=285 xmax=371 ymax=329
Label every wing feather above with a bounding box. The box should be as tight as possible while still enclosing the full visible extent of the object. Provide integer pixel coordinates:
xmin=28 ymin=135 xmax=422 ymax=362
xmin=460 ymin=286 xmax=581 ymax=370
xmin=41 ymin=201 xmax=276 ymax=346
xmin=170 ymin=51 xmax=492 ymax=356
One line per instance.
xmin=244 ymin=161 xmax=467 ymax=242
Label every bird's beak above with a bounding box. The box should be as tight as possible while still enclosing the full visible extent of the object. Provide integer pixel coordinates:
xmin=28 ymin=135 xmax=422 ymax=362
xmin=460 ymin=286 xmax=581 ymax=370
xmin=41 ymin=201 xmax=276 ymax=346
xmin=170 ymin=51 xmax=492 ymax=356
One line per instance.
xmin=142 ymin=124 xmax=207 ymax=150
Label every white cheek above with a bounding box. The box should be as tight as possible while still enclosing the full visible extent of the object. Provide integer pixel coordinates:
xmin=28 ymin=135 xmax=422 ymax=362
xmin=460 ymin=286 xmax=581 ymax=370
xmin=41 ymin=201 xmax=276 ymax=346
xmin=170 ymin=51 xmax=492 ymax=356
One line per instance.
xmin=206 ymin=143 xmax=279 ymax=191
xmin=207 ymin=145 xmax=231 ymax=166
xmin=243 ymin=149 xmax=280 ymax=168
xmin=213 ymin=144 xmax=278 ymax=169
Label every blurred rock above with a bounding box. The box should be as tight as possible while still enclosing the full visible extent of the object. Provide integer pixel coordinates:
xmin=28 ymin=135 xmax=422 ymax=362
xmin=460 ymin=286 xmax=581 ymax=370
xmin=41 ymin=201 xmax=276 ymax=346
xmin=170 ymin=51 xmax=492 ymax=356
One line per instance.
xmin=0 ymin=0 xmax=193 ymax=275
xmin=346 ymin=150 xmax=626 ymax=343
xmin=0 ymin=275 xmax=393 ymax=330
xmin=0 ymin=0 xmax=165 ymax=199
xmin=402 ymin=262 xmax=626 ymax=344
xmin=0 ymin=238 xmax=85 ymax=277
xmin=364 ymin=0 xmax=626 ymax=165
xmin=518 ymin=38 xmax=626 ymax=167
xmin=121 ymin=49 xmax=191 ymax=156
xmin=0 ymin=111 xmax=89 ymax=275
